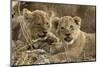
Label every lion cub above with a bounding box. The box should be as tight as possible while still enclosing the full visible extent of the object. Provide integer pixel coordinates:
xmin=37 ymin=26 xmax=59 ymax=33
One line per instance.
xmin=12 ymin=8 xmax=51 ymax=44
xmin=48 ymin=16 xmax=96 ymax=63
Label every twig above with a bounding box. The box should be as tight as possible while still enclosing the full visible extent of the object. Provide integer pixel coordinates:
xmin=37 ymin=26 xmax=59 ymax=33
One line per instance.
xmin=18 ymin=2 xmax=21 ymax=16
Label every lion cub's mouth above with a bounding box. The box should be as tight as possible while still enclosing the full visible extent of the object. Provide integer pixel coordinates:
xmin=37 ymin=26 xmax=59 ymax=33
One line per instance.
xmin=64 ymin=37 xmax=73 ymax=42
xmin=38 ymin=31 xmax=47 ymax=38
xmin=64 ymin=37 xmax=74 ymax=45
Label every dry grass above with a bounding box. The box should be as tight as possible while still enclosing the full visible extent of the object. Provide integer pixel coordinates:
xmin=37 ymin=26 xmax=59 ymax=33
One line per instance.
xmin=11 ymin=1 xmax=96 ymax=66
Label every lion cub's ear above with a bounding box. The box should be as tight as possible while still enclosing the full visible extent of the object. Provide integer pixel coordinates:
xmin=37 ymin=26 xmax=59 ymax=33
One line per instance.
xmin=51 ymin=17 xmax=60 ymax=31
xmin=73 ymin=16 xmax=81 ymax=26
xmin=23 ymin=8 xmax=33 ymax=19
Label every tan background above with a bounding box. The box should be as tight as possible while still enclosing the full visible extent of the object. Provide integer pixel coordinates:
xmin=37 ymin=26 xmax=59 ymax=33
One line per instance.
xmin=13 ymin=1 xmax=96 ymax=33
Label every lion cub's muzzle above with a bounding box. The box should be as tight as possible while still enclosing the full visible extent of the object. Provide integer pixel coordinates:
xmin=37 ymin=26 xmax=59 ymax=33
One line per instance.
xmin=64 ymin=33 xmax=73 ymax=42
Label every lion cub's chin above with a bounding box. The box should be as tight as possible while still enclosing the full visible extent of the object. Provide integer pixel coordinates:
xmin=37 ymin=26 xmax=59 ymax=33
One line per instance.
xmin=64 ymin=40 xmax=74 ymax=45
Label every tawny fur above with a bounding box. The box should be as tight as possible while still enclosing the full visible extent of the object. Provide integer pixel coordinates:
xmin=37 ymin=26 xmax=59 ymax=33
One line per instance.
xmin=48 ymin=16 xmax=96 ymax=63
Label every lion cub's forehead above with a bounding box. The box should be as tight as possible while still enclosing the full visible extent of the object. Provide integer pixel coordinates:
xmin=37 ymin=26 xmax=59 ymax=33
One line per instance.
xmin=60 ymin=16 xmax=74 ymax=26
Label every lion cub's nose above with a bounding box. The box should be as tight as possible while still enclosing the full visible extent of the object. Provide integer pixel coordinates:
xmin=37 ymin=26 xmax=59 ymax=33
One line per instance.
xmin=43 ymin=31 xmax=47 ymax=34
xmin=65 ymin=33 xmax=70 ymax=37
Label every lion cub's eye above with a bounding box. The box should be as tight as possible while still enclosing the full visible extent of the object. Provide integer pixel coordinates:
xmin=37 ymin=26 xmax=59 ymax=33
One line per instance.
xmin=70 ymin=25 xmax=74 ymax=30
xmin=61 ymin=27 xmax=64 ymax=29
xmin=46 ymin=23 xmax=49 ymax=25
xmin=35 ymin=22 xmax=41 ymax=25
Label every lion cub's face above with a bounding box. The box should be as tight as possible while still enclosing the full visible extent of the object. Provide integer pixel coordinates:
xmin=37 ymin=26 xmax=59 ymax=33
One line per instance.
xmin=23 ymin=9 xmax=50 ymax=39
xmin=57 ymin=16 xmax=81 ymax=45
